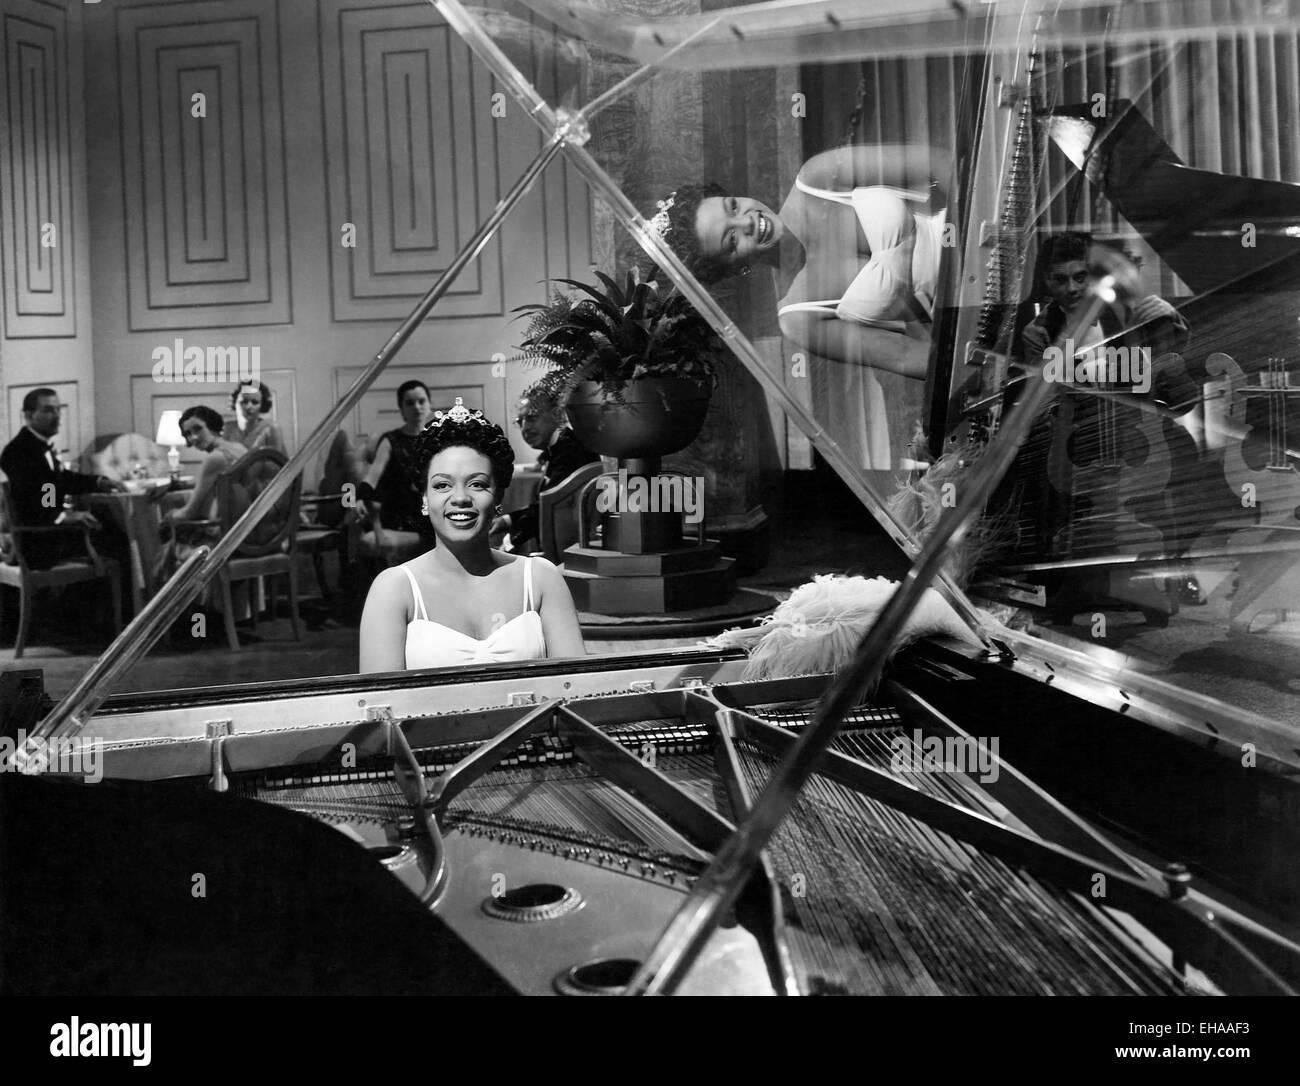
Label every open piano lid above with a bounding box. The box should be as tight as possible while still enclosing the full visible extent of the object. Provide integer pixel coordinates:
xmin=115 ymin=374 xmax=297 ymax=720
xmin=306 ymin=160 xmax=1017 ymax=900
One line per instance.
xmin=1046 ymin=99 xmax=1300 ymax=295
xmin=9 ymin=0 xmax=1300 ymax=997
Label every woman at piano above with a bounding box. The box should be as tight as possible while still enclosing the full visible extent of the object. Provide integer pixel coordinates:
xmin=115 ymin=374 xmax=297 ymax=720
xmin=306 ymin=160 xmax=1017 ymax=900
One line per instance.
xmin=358 ymin=399 xmax=586 ymax=673
xmin=652 ymin=145 xmax=949 ymax=471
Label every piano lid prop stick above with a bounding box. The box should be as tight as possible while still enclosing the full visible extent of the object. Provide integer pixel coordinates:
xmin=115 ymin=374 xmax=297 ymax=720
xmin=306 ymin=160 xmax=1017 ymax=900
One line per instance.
xmin=34 ymin=134 xmax=567 ymax=743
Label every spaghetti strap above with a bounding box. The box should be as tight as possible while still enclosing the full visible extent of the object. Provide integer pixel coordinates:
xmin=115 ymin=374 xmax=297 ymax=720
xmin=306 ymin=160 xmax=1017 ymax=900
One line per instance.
xmin=400 ymin=564 xmax=429 ymax=622
xmin=522 ymin=556 xmax=535 ymax=612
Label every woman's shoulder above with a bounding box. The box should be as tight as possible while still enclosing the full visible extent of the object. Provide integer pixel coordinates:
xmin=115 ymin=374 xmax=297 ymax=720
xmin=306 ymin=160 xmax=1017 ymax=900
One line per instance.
xmin=516 ymin=553 xmax=565 ymax=591
xmin=251 ymin=419 xmax=285 ymax=448
xmin=370 ymin=561 xmax=418 ymax=599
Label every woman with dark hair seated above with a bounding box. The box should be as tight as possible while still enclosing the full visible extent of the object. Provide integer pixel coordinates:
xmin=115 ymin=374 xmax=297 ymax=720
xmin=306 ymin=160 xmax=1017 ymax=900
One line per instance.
xmin=355 ymin=379 xmax=437 ymax=563
xmin=164 ymin=406 xmax=245 ymax=525
xmin=223 ymin=381 xmax=286 ymax=454
xmin=358 ymin=399 xmax=585 ymax=672
xmin=652 ymin=146 xmax=950 ymax=471
xmin=153 ymin=405 xmax=246 ymax=612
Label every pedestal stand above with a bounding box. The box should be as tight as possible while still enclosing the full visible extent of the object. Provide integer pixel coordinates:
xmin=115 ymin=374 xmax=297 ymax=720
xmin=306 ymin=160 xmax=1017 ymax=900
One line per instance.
xmin=561 ymin=457 xmax=736 ymax=615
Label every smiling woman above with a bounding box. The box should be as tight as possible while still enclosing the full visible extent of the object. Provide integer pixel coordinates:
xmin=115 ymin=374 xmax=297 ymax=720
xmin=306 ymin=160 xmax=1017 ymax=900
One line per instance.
xmin=357 ymin=400 xmax=586 ymax=673
xmin=650 ymin=145 xmax=950 ymax=473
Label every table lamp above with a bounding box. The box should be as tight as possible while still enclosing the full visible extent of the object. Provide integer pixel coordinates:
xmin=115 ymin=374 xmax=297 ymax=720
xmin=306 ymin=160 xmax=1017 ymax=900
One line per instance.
xmin=156 ymin=411 xmax=184 ymax=479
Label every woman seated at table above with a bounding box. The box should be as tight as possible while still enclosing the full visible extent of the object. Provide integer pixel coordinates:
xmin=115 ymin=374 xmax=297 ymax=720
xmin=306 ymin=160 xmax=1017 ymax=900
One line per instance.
xmin=359 ymin=399 xmax=585 ymax=673
xmin=355 ymin=379 xmax=437 ymax=563
xmin=223 ymin=381 xmax=286 ymax=454
xmin=153 ymin=405 xmax=245 ymax=588
xmin=164 ymin=407 xmax=245 ymax=523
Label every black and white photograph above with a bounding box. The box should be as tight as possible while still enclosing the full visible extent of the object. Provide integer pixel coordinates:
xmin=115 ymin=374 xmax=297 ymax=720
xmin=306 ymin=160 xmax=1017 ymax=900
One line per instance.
xmin=0 ymin=0 xmax=1296 ymax=1056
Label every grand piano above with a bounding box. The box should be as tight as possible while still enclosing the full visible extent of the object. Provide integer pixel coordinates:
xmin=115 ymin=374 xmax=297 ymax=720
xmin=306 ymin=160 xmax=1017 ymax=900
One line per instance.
xmin=4 ymin=0 xmax=1300 ymax=998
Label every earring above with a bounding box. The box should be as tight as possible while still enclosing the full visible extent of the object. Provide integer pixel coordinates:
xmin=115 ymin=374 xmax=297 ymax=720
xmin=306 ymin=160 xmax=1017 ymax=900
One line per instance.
xmin=740 ymin=264 xmax=752 ymax=278
xmin=421 ymin=498 xmax=429 ymax=515
xmin=495 ymin=505 xmax=504 ymax=515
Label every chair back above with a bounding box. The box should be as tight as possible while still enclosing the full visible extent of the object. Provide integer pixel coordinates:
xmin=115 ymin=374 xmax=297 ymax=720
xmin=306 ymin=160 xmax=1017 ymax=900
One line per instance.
xmin=84 ymin=433 xmax=169 ymax=481
xmin=538 ymin=462 xmax=604 ymax=562
xmin=216 ymin=448 xmax=301 ymax=558
xmin=316 ymin=430 xmax=367 ymax=527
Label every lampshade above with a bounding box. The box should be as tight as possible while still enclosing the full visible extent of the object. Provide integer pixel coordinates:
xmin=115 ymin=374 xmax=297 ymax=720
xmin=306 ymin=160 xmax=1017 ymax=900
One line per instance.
xmin=156 ymin=410 xmax=184 ymax=447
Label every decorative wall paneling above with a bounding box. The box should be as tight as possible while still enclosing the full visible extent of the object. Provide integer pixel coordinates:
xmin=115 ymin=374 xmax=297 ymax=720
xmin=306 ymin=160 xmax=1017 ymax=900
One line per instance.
xmin=1 ymin=0 xmax=76 ymax=338
xmin=129 ymin=364 xmax=297 ymax=469
xmin=114 ymin=0 xmax=292 ymax=330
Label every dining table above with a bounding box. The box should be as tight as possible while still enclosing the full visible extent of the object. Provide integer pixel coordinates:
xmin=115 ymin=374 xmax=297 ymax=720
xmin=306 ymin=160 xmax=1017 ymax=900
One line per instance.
xmin=87 ymin=477 xmax=193 ymax=616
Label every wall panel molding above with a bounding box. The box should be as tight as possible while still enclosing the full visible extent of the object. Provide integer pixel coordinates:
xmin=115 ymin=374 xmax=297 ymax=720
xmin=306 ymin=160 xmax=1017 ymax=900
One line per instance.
xmin=332 ymin=360 xmax=506 ymax=441
xmin=116 ymin=0 xmax=291 ymax=330
xmin=0 ymin=0 xmax=76 ymax=338
xmin=320 ymin=1 xmax=503 ymax=322
xmin=129 ymin=364 xmax=298 ymax=466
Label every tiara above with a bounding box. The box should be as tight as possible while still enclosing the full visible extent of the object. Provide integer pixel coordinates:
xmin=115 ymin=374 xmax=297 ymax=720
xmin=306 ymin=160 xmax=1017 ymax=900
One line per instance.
xmin=648 ymin=194 xmax=676 ymax=240
xmin=429 ymin=397 xmax=492 ymax=429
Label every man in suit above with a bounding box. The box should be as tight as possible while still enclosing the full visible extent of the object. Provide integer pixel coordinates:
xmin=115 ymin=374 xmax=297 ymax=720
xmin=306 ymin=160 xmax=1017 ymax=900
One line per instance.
xmin=1019 ymin=232 xmax=1193 ymax=404
xmin=491 ymin=377 xmax=598 ymax=552
xmin=1 ymin=389 xmax=123 ymax=570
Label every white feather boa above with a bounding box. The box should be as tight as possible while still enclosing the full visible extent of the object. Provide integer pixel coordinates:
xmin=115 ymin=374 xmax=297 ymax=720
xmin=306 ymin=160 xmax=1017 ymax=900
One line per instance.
xmin=707 ymin=575 xmax=981 ymax=681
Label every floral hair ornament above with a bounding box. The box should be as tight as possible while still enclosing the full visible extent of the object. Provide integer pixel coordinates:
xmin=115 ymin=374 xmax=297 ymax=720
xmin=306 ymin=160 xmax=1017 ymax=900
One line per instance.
xmin=428 ymin=397 xmax=493 ymax=430
xmin=648 ymin=193 xmax=677 ymax=241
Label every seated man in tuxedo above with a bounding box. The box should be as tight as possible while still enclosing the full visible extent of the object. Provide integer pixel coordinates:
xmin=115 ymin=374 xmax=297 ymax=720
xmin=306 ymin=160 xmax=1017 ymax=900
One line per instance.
xmin=1 ymin=388 xmax=124 ymax=570
xmin=491 ymin=376 xmax=598 ymax=552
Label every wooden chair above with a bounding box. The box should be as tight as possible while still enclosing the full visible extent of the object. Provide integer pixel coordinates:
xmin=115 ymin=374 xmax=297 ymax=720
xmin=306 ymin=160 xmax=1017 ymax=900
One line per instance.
xmin=297 ymin=494 xmax=347 ymax=602
xmin=0 ymin=479 xmax=123 ymax=658
xmin=212 ymin=448 xmax=302 ymax=652
xmin=295 ymin=430 xmax=362 ymax=600
xmin=537 ymin=462 xmax=605 ymax=562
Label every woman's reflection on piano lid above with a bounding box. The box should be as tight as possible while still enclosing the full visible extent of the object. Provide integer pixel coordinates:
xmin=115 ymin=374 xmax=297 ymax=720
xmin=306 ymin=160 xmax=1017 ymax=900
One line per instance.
xmin=650 ymin=145 xmax=952 ymax=472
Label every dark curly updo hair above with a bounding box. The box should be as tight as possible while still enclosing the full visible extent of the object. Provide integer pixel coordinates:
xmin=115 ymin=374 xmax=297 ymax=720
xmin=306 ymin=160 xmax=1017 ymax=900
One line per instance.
xmin=413 ymin=401 xmax=515 ymax=498
xmin=647 ymin=181 xmax=732 ymax=285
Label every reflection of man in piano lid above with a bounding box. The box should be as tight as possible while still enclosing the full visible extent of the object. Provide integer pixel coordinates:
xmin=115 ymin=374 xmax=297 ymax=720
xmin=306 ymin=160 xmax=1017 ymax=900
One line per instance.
xmin=1020 ymin=232 xmax=1195 ymax=409
xmin=651 ymin=145 xmax=951 ymax=381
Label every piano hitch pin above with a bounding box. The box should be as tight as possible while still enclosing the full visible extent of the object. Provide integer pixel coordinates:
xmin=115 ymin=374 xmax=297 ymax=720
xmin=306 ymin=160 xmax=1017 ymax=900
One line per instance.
xmin=1163 ymin=863 xmax=1192 ymax=900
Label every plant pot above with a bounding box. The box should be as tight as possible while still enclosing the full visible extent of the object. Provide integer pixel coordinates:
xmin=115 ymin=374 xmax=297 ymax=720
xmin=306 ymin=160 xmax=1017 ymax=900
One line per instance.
xmin=564 ymin=377 xmax=712 ymax=460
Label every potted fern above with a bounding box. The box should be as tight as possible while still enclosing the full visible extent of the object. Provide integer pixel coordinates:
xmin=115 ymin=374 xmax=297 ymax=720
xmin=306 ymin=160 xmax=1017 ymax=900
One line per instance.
xmin=513 ymin=271 xmax=724 ymax=460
